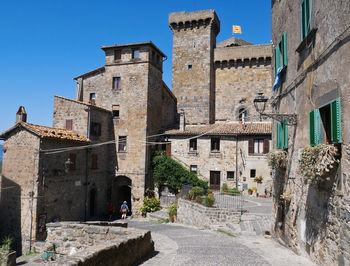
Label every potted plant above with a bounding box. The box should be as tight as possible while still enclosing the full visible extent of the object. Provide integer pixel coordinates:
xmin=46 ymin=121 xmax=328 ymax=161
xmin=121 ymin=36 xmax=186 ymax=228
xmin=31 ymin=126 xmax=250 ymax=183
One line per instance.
xmin=0 ymin=237 xmax=15 ymax=266
xmin=221 ymin=184 xmax=229 ymax=194
xmin=252 ymin=187 xmax=257 ymax=193
xmin=254 ymin=176 xmax=263 ymax=184
xmin=204 ymin=194 xmax=215 ymax=207
xmin=167 ymin=202 xmax=177 ymax=223
xmin=247 ymin=188 xmax=253 ymax=195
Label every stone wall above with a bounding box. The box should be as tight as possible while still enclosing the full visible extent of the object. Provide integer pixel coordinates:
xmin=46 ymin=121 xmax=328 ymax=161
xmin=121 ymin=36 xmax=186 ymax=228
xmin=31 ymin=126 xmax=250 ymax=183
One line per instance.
xmin=169 ymin=135 xmax=272 ymax=192
xmin=32 ymin=222 xmax=154 ymax=266
xmin=0 ymin=129 xmax=40 ymax=254
xmin=169 ymin=10 xmax=219 ymax=125
xmin=177 ymin=198 xmax=240 ymax=227
xmin=271 ymin=1 xmax=350 ymax=265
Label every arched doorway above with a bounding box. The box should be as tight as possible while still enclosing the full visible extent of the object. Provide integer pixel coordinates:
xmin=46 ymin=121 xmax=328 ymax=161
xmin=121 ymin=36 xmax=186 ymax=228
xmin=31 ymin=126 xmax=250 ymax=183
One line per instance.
xmin=112 ymin=176 xmax=132 ymax=218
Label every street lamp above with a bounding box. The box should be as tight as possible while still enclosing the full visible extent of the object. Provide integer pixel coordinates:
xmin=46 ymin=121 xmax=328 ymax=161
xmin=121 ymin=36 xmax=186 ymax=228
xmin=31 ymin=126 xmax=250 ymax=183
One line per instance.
xmin=253 ymin=92 xmax=297 ymax=125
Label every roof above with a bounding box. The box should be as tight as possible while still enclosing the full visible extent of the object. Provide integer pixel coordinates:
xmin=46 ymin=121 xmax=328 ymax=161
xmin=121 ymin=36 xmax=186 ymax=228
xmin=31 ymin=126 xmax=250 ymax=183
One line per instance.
xmin=73 ymin=66 xmax=105 ymax=80
xmin=216 ymin=37 xmax=253 ymax=48
xmin=54 ymin=95 xmax=110 ymax=113
xmin=100 ymin=41 xmax=166 ymax=58
xmin=165 ymin=122 xmax=272 ymax=136
xmin=0 ymin=122 xmax=89 ymax=142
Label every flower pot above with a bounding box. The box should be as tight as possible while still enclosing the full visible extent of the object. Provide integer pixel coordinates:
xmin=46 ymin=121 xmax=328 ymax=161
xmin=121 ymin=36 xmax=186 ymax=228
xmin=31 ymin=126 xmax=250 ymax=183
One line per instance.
xmin=173 ymin=215 xmax=178 ymax=222
xmin=248 ymin=190 xmax=252 ymax=195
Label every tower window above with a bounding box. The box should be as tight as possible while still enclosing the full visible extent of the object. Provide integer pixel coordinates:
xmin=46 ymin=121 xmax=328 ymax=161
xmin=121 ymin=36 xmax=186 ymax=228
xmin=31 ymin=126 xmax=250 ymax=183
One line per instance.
xmin=133 ymin=49 xmax=140 ymax=59
xmin=114 ymin=49 xmax=121 ymax=60
xmin=113 ymin=77 xmax=121 ymax=89
xmin=211 ymin=138 xmax=220 ymax=152
xmin=112 ymin=105 xmax=120 ymax=118
xmin=89 ymin=93 xmax=96 ymax=104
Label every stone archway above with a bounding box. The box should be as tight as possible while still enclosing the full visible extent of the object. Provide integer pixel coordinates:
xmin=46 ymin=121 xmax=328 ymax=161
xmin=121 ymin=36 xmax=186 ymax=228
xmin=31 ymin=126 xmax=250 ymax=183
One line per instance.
xmin=112 ymin=176 xmax=132 ymax=217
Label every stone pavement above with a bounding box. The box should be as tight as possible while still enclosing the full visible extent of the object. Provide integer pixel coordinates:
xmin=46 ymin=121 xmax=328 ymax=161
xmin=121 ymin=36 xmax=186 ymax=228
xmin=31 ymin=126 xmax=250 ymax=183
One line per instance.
xmin=129 ymin=219 xmax=316 ymax=266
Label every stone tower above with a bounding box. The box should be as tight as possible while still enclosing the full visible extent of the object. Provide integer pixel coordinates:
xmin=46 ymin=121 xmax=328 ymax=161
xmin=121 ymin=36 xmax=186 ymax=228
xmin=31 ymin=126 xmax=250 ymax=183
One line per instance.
xmin=169 ymin=10 xmax=220 ymax=125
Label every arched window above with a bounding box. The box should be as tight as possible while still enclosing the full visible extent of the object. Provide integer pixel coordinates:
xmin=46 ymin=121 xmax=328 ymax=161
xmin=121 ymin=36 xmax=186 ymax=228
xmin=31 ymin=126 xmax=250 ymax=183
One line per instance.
xmin=238 ymin=107 xmax=248 ymax=122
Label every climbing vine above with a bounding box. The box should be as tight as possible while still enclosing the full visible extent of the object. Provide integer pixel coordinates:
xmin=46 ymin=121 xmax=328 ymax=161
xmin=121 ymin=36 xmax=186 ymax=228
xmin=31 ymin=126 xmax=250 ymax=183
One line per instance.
xmin=267 ymin=150 xmax=288 ymax=170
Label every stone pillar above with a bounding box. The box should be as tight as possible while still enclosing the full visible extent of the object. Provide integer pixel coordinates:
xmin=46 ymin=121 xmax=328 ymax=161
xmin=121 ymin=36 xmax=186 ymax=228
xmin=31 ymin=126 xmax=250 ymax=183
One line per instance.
xmin=16 ymin=106 xmax=27 ymax=123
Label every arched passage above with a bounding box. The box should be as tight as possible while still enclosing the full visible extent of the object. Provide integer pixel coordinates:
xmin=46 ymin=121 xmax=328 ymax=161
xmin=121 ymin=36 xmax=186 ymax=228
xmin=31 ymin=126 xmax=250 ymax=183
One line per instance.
xmin=112 ymin=176 xmax=132 ymax=218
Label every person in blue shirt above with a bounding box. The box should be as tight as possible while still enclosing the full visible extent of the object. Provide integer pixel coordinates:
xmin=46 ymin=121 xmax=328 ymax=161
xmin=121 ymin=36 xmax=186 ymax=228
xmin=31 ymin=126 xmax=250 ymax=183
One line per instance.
xmin=120 ymin=201 xmax=129 ymax=219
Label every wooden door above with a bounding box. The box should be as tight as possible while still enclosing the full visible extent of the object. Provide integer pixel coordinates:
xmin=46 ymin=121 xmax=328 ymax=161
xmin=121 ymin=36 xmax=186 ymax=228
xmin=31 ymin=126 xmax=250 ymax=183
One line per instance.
xmin=210 ymin=171 xmax=221 ymax=190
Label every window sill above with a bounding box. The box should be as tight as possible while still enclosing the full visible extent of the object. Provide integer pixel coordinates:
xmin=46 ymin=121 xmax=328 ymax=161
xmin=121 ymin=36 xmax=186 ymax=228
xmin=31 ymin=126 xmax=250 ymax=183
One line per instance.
xmin=188 ymin=151 xmax=199 ymax=156
xmin=248 ymin=153 xmax=267 ymax=156
xmin=296 ymin=28 xmax=318 ymax=53
xmin=209 ymin=152 xmax=222 ymax=158
xmin=117 ymin=151 xmax=127 ymax=153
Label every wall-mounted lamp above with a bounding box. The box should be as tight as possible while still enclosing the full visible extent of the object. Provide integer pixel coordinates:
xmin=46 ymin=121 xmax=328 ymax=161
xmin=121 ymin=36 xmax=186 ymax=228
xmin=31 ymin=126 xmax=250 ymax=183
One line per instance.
xmin=253 ymin=92 xmax=297 ymax=125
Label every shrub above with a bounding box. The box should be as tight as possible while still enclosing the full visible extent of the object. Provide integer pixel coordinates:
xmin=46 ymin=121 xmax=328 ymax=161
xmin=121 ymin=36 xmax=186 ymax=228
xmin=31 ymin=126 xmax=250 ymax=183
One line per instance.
xmin=254 ymin=176 xmax=263 ymax=183
xmin=140 ymin=196 xmax=161 ymax=216
xmin=0 ymin=236 xmax=13 ymax=265
xmin=221 ymin=184 xmax=229 ymax=192
xmin=152 ymin=153 xmax=208 ymax=192
xmin=205 ymin=195 xmax=215 ymax=207
xmin=167 ymin=202 xmax=177 ymax=222
xmin=195 ymin=195 xmax=203 ymax=204
xmin=228 ymin=187 xmax=241 ymax=196
xmin=144 ymin=188 xmax=155 ymax=198
xmin=191 ymin=186 xmax=205 ymax=198
xmin=267 ymin=150 xmax=288 ymax=169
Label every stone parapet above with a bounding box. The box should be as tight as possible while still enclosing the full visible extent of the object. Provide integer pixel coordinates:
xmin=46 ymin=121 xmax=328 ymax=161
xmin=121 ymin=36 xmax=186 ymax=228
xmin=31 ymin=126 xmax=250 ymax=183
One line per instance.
xmin=214 ymin=44 xmax=272 ymax=64
xmin=178 ymin=198 xmax=241 ymax=228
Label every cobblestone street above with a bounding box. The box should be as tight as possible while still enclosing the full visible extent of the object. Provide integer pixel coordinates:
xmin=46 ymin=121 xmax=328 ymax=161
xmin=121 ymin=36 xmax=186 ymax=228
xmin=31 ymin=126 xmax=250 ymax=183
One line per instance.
xmin=128 ymin=220 xmax=316 ymax=266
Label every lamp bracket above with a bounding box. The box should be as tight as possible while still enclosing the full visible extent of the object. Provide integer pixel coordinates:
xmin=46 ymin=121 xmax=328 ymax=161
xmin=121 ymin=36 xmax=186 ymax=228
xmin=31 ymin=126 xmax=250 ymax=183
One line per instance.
xmin=260 ymin=113 xmax=297 ymax=125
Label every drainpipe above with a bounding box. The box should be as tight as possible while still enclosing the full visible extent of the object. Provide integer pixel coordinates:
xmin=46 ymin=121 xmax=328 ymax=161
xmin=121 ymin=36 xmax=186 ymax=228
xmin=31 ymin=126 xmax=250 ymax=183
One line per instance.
xmin=235 ymin=135 xmax=239 ymax=189
xmin=84 ymin=107 xmax=91 ymax=221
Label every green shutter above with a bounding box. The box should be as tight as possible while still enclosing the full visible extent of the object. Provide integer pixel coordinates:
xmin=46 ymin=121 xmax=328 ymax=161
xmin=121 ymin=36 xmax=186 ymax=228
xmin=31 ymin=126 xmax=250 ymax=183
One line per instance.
xmin=283 ymin=119 xmax=288 ymax=149
xmin=331 ymin=98 xmax=342 ymax=143
xmin=301 ymin=1 xmax=305 ymax=40
xmin=309 ymin=110 xmax=315 ymax=146
xmin=314 ymin=109 xmax=322 ymax=144
xmin=276 ymin=122 xmax=282 ymax=149
xmin=305 ymin=0 xmax=310 ymax=34
xmin=274 ymin=46 xmax=281 ymax=77
xmin=282 ymin=32 xmax=287 ymax=66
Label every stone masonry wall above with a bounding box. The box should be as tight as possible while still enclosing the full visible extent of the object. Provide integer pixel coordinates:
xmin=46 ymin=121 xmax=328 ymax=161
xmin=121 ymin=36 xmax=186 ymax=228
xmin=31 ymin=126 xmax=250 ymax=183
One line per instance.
xmin=178 ymin=198 xmax=241 ymax=227
xmin=169 ymin=10 xmax=219 ymax=125
xmin=169 ymin=135 xmax=271 ymax=193
xmin=0 ymin=129 xmax=40 ymax=254
xmin=271 ymin=1 xmax=350 ymax=265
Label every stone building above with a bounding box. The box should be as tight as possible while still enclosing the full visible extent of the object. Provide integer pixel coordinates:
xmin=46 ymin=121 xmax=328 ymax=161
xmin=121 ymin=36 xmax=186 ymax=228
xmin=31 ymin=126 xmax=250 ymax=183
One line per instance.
xmin=166 ymin=10 xmax=273 ymax=191
xmin=271 ymin=0 xmax=350 ymax=264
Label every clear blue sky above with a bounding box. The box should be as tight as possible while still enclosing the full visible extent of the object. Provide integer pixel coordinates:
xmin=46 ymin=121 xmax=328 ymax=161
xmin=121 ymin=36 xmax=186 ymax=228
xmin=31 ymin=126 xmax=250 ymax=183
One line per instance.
xmin=0 ymin=0 xmax=271 ymax=133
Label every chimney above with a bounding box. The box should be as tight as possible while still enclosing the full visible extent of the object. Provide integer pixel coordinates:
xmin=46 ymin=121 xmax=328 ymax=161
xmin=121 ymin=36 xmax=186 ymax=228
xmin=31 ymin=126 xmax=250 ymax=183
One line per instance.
xmin=179 ymin=110 xmax=185 ymax=131
xmin=16 ymin=106 xmax=27 ymax=123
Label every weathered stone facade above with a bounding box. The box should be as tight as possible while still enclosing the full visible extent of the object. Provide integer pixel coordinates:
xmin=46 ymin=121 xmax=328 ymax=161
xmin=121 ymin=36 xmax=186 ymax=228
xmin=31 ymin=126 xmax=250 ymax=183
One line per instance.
xmin=271 ymin=0 xmax=350 ymax=265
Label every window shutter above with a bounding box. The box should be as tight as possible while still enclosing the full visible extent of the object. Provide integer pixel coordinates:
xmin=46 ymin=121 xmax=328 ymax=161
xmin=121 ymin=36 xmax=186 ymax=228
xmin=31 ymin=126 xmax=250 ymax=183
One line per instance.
xmin=314 ymin=109 xmax=322 ymax=144
xmin=331 ymin=98 xmax=342 ymax=143
xmin=282 ymin=32 xmax=287 ymax=66
xmin=275 ymin=46 xmax=281 ymax=76
xmin=248 ymin=139 xmax=254 ymax=154
xmin=283 ymin=120 xmax=288 ymax=149
xmin=305 ymin=0 xmax=310 ymax=33
xmin=276 ymin=122 xmax=282 ymax=149
xmin=166 ymin=143 xmax=171 ymax=157
xmin=309 ymin=110 xmax=316 ymax=146
xmin=263 ymin=139 xmax=269 ymax=154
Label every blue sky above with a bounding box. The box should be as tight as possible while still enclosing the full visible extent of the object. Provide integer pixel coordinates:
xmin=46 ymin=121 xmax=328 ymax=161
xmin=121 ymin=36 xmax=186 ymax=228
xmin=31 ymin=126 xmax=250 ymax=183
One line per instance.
xmin=0 ymin=0 xmax=271 ymax=133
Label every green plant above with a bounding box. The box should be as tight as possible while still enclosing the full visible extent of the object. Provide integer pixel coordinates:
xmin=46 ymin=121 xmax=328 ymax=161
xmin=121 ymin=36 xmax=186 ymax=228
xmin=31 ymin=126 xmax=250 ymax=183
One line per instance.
xmin=247 ymin=188 xmax=253 ymax=192
xmin=252 ymin=187 xmax=257 ymax=191
xmin=152 ymin=153 xmax=208 ymax=192
xmin=204 ymin=195 xmax=215 ymax=207
xmin=191 ymin=186 xmax=205 ymax=198
xmin=156 ymin=218 xmax=169 ymax=223
xmin=254 ymin=176 xmax=263 ymax=183
xmin=267 ymin=150 xmax=288 ymax=169
xmin=140 ymin=196 xmax=161 ymax=216
xmin=280 ymin=191 xmax=292 ymax=201
xmin=167 ymin=202 xmax=177 ymax=222
xmin=221 ymin=184 xmax=229 ymax=192
xmin=299 ymin=144 xmax=339 ymax=184
xmin=216 ymin=229 xmax=235 ymax=237
xmin=195 ymin=195 xmax=203 ymax=204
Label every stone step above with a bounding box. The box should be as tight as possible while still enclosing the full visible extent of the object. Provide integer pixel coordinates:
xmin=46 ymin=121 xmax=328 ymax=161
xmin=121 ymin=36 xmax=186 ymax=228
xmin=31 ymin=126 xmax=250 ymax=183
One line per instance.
xmin=147 ymin=210 xmax=169 ymax=220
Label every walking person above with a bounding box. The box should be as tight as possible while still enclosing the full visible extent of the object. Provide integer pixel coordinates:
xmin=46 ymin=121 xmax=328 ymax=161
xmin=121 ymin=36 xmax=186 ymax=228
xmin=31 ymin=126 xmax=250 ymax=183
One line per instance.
xmin=120 ymin=201 xmax=129 ymax=219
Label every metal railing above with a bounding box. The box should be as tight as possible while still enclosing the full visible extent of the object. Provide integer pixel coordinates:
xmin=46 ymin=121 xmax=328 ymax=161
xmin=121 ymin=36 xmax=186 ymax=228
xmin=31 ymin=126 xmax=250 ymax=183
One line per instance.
xmin=213 ymin=191 xmax=243 ymax=212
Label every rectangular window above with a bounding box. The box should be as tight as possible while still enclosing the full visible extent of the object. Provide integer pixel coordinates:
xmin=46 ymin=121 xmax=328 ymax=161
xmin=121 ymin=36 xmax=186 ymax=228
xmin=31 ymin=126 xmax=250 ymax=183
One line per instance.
xmin=249 ymin=139 xmax=269 ymax=154
xmin=114 ymin=49 xmax=121 ymax=60
xmin=188 ymin=64 xmax=192 ymax=70
xmin=112 ymin=105 xmax=120 ymax=118
xmin=309 ymin=98 xmax=342 ymax=146
xmin=133 ymin=49 xmax=140 ymax=59
xmin=189 ymin=138 xmax=197 ymax=151
xmin=227 ymin=171 xmax=235 ymax=180
xmin=152 ymin=51 xmax=155 ymax=62
xmin=118 ymin=136 xmax=127 ymax=152
xmin=113 ymin=77 xmax=121 ymax=90
xmin=91 ymin=154 xmax=98 ymax=169
xmin=190 ymin=165 xmax=197 ymax=173
xmin=65 ymin=119 xmax=73 ymax=130
xmin=211 ymin=138 xmax=220 ymax=152
xmin=250 ymin=169 xmax=256 ymax=178
xmin=89 ymin=93 xmax=96 ymax=105
xmin=274 ymin=32 xmax=287 ymax=76
xmin=69 ymin=153 xmax=76 ymax=171
xmin=301 ymin=0 xmax=311 ymax=41
xmin=90 ymin=122 xmax=101 ymax=137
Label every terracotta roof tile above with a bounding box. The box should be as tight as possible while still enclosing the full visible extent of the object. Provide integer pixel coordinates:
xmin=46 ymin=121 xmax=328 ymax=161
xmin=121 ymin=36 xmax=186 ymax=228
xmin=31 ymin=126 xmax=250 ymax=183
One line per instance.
xmin=165 ymin=122 xmax=272 ymax=136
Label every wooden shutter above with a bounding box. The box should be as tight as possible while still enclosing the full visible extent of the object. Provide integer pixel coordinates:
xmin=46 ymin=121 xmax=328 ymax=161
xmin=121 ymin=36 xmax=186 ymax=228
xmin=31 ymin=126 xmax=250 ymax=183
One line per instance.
xmin=331 ymin=98 xmax=342 ymax=143
xmin=283 ymin=119 xmax=288 ymax=149
xmin=276 ymin=122 xmax=282 ymax=149
xmin=248 ymin=139 xmax=254 ymax=154
xmin=282 ymin=32 xmax=287 ymax=66
xmin=263 ymin=139 xmax=270 ymax=154
xmin=166 ymin=143 xmax=171 ymax=157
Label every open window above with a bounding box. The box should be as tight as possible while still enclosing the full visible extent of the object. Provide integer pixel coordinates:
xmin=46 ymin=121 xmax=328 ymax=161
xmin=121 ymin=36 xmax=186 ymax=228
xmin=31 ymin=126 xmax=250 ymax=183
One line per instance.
xmin=89 ymin=93 xmax=96 ymax=105
xmin=211 ymin=137 xmax=220 ymax=152
xmin=309 ymin=98 xmax=341 ymax=146
xmin=189 ymin=138 xmax=197 ymax=151
xmin=118 ymin=136 xmax=127 ymax=152
xmin=112 ymin=105 xmax=120 ymax=119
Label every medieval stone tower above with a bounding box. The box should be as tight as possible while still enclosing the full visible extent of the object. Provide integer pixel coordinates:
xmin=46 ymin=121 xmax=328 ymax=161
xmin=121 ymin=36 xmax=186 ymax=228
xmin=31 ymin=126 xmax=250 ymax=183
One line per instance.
xmin=169 ymin=10 xmax=220 ymax=125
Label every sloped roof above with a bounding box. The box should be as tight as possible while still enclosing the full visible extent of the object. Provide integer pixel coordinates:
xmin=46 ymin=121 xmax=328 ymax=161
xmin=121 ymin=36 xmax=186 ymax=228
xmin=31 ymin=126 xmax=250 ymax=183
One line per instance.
xmin=216 ymin=37 xmax=253 ymax=48
xmin=73 ymin=66 xmax=105 ymax=80
xmin=165 ymin=122 xmax=272 ymax=136
xmin=0 ymin=122 xmax=89 ymax=142
xmin=54 ymin=95 xmax=110 ymax=113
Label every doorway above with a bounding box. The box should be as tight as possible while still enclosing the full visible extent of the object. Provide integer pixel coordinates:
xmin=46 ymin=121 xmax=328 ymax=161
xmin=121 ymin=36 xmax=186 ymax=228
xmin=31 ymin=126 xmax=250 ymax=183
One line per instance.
xmin=210 ymin=171 xmax=221 ymax=190
xmin=89 ymin=188 xmax=96 ymax=217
